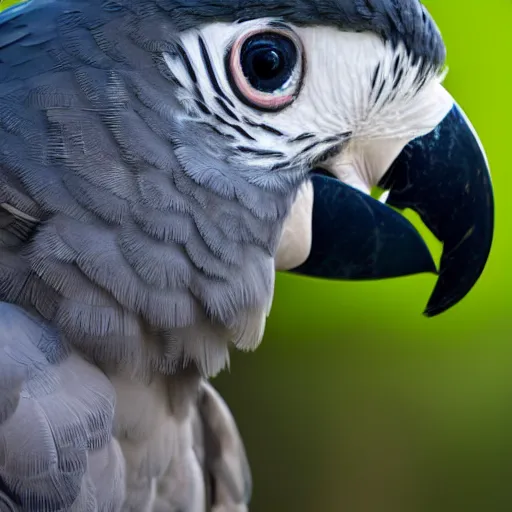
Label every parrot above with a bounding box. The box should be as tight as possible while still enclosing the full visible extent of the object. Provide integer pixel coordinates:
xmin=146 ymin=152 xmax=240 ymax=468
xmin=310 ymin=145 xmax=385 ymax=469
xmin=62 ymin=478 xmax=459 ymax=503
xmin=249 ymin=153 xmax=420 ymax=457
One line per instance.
xmin=0 ymin=0 xmax=494 ymax=510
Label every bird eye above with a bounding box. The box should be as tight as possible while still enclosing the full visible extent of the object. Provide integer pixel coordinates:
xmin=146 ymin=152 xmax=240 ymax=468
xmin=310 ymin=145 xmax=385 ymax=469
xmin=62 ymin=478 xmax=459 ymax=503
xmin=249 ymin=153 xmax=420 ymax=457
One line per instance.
xmin=227 ymin=28 xmax=304 ymax=112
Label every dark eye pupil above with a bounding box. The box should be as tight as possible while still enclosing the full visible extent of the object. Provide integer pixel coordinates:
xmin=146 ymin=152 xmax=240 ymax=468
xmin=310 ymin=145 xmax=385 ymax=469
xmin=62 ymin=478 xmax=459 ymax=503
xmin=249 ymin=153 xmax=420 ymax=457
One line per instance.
xmin=240 ymin=33 xmax=297 ymax=93
xmin=252 ymin=49 xmax=283 ymax=79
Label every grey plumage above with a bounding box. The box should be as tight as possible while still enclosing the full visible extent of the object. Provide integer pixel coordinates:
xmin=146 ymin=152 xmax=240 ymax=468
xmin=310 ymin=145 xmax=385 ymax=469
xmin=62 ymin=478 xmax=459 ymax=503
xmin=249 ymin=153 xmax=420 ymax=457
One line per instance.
xmin=0 ymin=302 xmax=125 ymax=510
xmin=1 ymin=1 xmax=284 ymax=374
xmin=0 ymin=303 xmax=250 ymax=510
xmin=0 ymin=0 xmax=447 ymax=510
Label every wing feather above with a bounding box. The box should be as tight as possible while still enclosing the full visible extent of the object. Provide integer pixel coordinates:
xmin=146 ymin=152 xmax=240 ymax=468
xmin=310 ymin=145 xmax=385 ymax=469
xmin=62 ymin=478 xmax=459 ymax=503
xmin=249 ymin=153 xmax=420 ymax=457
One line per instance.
xmin=198 ymin=381 xmax=251 ymax=512
xmin=0 ymin=302 xmax=125 ymax=511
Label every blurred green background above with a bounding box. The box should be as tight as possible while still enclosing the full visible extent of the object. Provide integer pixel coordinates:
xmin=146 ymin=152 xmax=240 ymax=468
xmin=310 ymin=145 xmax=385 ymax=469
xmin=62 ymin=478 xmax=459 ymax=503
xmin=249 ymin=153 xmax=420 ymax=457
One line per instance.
xmin=214 ymin=2 xmax=512 ymax=511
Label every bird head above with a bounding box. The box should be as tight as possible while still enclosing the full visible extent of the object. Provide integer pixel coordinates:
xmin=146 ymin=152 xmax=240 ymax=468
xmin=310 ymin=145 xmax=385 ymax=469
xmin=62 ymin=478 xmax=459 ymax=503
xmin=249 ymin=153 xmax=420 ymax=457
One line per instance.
xmin=163 ymin=0 xmax=494 ymax=317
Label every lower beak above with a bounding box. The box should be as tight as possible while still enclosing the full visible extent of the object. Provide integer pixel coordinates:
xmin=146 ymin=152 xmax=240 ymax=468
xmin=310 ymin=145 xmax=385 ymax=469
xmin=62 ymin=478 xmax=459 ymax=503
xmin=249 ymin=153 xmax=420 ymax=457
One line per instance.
xmin=290 ymin=103 xmax=494 ymax=317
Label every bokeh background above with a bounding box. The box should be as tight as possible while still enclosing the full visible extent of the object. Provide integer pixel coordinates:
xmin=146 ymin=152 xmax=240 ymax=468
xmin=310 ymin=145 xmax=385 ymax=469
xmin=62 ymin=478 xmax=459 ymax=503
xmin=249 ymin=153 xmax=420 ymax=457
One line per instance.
xmin=214 ymin=2 xmax=512 ymax=511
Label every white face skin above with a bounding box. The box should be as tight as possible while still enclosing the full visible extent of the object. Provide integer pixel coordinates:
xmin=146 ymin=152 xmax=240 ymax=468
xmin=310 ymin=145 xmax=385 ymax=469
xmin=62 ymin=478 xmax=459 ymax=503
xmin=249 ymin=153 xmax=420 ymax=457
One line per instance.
xmin=165 ymin=19 xmax=455 ymax=270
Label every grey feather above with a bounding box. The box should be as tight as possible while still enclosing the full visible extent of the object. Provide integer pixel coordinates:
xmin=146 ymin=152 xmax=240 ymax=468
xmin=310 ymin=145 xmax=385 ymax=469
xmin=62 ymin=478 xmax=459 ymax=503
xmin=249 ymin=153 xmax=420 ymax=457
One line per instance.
xmin=0 ymin=301 xmax=125 ymax=511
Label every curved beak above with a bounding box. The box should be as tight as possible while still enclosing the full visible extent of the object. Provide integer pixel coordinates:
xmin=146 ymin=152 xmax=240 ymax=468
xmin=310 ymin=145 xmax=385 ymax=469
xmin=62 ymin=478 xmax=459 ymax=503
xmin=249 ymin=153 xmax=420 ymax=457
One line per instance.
xmin=289 ymin=102 xmax=494 ymax=317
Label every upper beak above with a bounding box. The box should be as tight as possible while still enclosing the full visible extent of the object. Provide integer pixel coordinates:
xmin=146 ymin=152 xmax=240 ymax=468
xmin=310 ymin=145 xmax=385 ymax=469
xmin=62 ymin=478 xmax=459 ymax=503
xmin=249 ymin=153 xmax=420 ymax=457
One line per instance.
xmin=287 ymin=101 xmax=494 ymax=317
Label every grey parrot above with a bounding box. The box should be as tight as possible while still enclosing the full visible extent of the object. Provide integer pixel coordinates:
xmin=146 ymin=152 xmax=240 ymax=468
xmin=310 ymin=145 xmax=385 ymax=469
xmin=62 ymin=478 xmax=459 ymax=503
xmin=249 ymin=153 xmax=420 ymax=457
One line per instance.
xmin=0 ymin=0 xmax=494 ymax=510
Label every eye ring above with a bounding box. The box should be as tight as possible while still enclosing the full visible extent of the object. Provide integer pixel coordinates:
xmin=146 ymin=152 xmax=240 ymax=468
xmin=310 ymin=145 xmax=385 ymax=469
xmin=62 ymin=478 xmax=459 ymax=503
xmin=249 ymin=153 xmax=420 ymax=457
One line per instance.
xmin=226 ymin=26 xmax=305 ymax=113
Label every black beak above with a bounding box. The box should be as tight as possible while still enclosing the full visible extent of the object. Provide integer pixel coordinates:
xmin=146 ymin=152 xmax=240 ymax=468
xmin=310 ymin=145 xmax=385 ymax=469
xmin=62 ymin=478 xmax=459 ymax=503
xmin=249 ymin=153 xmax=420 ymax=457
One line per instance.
xmin=290 ymin=103 xmax=494 ymax=317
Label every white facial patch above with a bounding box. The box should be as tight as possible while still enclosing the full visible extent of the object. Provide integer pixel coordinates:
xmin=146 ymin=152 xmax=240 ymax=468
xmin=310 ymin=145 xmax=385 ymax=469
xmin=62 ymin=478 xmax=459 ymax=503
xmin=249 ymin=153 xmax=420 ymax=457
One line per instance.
xmin=165 ymin=19 xmax=452 ymax=168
